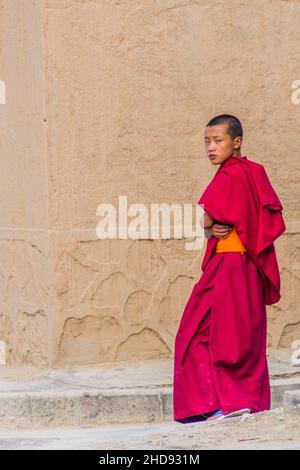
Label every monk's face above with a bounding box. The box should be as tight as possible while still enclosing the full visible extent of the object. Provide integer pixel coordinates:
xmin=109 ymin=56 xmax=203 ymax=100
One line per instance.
xmin=204 ymin=124 xmax=242 ymax=165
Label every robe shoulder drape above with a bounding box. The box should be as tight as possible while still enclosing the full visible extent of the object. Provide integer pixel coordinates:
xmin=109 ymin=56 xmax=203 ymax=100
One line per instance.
xmin=198 ymin=156 xmax=286 ymax=305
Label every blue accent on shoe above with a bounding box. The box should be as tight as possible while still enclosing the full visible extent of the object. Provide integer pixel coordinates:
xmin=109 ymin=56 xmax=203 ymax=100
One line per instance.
xmin=211 ymin=409 xmax=224 ymax=417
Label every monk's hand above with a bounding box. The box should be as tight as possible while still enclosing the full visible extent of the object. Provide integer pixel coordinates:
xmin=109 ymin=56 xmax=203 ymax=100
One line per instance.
xmin=210 ymin=223 xmax=234 ymax=239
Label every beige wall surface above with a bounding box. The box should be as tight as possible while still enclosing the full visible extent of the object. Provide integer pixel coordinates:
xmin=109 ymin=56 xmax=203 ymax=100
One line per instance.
xmin=0 ymin=0 xmax=51 ymax=367
xmin=0 ymin=0 xmax=299 ymax=368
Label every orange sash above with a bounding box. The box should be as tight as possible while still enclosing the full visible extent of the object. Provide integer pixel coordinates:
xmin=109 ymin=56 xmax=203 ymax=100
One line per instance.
xmin=215 ymin=226 xmax=247 ymax=253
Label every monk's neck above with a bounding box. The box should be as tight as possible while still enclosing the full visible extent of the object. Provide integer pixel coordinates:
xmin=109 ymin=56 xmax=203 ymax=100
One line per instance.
xmin=226 ymin=151 xmax=243 ymax=162
xmin=219 ymin=152 xmax=245 ymax=169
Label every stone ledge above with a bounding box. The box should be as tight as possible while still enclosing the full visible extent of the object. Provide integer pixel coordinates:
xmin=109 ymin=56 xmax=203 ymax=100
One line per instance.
xmin=0 ymin=354 xmax=299 ymax=430
xmin=283 ymin=389 xmax=300 ymax=412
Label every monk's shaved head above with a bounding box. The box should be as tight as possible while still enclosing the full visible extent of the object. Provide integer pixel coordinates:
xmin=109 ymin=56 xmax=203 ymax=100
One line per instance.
xmin=206 ymin=114 xmax=243 ymax=140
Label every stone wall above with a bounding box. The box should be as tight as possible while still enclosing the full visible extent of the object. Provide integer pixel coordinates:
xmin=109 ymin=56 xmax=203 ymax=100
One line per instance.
xmin=0 ymin=0 xmax=299 ymax=367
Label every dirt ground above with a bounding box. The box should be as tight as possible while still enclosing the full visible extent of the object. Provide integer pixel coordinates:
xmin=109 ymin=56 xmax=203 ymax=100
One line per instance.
xmin=96 ymin=408 xmax=300 ymax=450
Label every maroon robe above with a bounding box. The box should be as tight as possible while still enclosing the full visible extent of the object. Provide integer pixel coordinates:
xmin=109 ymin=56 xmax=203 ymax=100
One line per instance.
xmin=173 ymin=155 xmax=286 ymax=422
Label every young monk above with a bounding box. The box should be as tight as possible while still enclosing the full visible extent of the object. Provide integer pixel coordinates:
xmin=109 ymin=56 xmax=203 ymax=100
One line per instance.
xmin=173 ymin=114 xmax=286 ymax=422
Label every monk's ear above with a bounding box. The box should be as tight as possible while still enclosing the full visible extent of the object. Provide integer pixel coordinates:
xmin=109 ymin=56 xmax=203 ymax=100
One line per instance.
xmin=233 ymin=136 xmax=242 ymax=149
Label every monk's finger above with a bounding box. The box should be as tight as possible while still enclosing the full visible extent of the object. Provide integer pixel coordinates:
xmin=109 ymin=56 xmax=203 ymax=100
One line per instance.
xmin=214 ymin=228 xmax=230 ymax=235
xmin=214 ymin=232 xmax=230 ymax=238
xmin=214 ymin=224 xmax=229 ymax=229
xmin=214 ymin=226 xmax=229 ymax=232
xmin=213 ymin=224 xmax=233 ymax=232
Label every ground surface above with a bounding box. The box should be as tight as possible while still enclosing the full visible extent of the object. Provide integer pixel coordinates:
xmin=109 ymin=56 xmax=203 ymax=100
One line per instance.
xmin=0 ymin=408 xmax=299 ymax=450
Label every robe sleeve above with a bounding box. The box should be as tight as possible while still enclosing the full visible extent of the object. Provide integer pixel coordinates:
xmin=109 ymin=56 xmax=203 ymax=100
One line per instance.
xmin=197 ymin=170 xmax=241 ymax=226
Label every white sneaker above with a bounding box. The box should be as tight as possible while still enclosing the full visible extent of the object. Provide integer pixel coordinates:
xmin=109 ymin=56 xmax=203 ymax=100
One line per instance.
xmin=223 ymin=408 xmax=251 ymax=419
